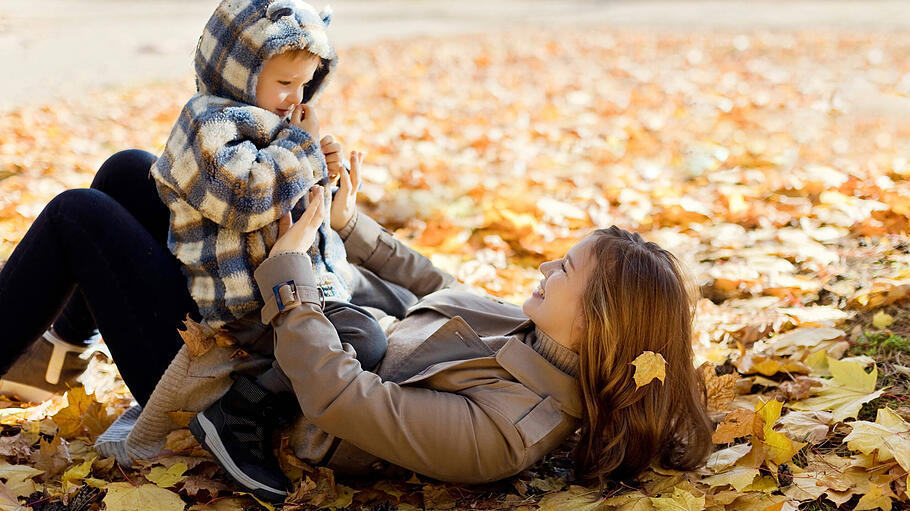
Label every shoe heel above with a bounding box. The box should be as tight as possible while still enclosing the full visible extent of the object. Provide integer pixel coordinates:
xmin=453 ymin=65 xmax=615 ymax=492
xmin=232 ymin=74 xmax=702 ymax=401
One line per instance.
xmin=189 ymin=415 xmax=207 ymax=447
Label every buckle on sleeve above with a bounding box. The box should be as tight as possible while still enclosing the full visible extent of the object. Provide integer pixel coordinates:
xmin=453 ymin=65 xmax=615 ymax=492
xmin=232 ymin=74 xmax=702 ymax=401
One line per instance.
xmin=273 ymin=281 xmax=300 ymax=312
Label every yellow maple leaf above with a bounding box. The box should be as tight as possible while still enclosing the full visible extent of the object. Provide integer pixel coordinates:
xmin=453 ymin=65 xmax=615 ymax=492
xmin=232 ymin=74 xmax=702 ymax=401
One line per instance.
xmin=61 ymin=456 xmax=94 ymax=491
xmin=754 ymin=399 xmax=805 ymax=464
xmin=146 ymin=462 xmax=188 ymax=488
xmin=787 ymin=357 xmax=885 ymax=421
xmin=103 ymin=482 xmax=186 ymax=511
xmin=843 ymin=407 xmax=910 ymax=472
xmin=52 ymin=387 xmax=114 ymax=439
xmin=631 ymin=351 xmax=666 ymax=388
xmin=649 ymin=487 xmax=705 ymax=511
xmin=700 ymin=467 xmax=760 ymax=491
xmin=854 ymin=480 xmax=895 ymax=511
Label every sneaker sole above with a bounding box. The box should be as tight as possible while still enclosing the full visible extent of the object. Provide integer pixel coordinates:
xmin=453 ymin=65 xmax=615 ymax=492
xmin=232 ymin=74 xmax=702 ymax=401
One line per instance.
xmin=189 ymin=413 xmax=288 ymax=502
xmin=0 ymin=380 xmax=55 ymax=403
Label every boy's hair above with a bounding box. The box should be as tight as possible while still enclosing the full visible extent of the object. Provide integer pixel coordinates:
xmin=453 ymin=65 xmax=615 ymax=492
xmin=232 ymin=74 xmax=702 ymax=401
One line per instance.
xmin=278 ymin=48 xmax=323 ymax=65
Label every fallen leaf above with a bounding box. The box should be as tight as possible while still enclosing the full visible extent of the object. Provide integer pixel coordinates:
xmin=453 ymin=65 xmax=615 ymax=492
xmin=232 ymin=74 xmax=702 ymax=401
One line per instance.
xmin=843 ymin=407 xmax=910 ymax=472
xmin=167 ymin=411 xmax=196 ymax=428
xmin=855 ymin=479 xmax=895 ymax=511
xmin=164 ymin=429 xmax=200 ymax=452
xmin=179 ymin=474 xmax=229 ymax=498
xmin=0 ymin=481 xmax=28 ymax=511
xmin=529 ymin=476 xmax=566 ymax=492
xmin=0 ymin=436 xmax=30 ymax=460
xmin=788 ymin=357 xmax=885 ymax=421
xmin=179 ymin=314 xmax=216 ymax=358
xmin=146 ymin=462 xmax=187 ymax=488
xmin=61 ymin=456 xmax=94 ymax=490
xmin=777 ymin=410 xmax=832 ymax=444
xmin=872 ymin=310 xmax=895 ymax=329
xmin=701 ymin=467 xmax=760 ymax=491
xmin=537 ymin=485 xmax=604 ymax=511
xmin=422 ymin=483 xmax=457 ymax=510
xmin=103 ymin=482 xmax=186 ymax=511
xmin=649 ymin=487 xmax=705 ymax=511
xmin=0 ymin=462 xmax=43 ymax=497
xmin=701 ymin=363 xmax=737 ymax=412
xmin=706 ymin=443 xmax=753 ymax=472
xmin=631 ymin=351 xmax=667 ymax=388
xmin=30 ymin=435 xmax=70 ymax=479
xmin=713 ymin=409 xmax=760 ymax=444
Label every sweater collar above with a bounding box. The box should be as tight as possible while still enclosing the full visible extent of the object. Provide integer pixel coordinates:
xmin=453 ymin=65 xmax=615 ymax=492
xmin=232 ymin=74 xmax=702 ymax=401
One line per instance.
xmin=529 ymin=327 xmax=579 ymax=378
xmin=507 ymin=320 xmax=580 ymax=378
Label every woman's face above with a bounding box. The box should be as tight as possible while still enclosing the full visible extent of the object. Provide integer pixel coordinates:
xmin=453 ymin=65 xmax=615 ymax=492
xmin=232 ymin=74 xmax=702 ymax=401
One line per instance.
xmin=522 ymin=236 xmax=596 ymax=352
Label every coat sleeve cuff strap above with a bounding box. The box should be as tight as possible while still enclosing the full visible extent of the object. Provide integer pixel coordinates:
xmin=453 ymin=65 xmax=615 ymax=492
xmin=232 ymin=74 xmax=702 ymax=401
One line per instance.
xmin=261 ymin=282 xmax=323 ymax=324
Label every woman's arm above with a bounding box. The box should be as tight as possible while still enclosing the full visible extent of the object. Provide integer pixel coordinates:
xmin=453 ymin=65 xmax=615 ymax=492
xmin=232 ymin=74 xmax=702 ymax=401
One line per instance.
xmin=254 ymin=252 xmax=525 ymax=483
xmin=154 ymin=101 xmax=326 ymax=233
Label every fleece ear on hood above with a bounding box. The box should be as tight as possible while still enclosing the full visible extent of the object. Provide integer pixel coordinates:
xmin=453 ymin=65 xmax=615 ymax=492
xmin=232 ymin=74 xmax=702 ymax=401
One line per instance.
xmin=194 ymin=0 xmax=337 ymax=106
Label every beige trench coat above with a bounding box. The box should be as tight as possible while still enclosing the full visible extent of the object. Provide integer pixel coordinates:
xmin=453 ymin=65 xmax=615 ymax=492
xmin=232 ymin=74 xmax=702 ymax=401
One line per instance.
xmin=106 ymin=212 xmax=582 ymax=483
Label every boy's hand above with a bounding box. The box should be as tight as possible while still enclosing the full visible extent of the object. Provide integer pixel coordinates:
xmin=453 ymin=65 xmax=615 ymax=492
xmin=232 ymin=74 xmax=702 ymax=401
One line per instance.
xmin=270 ymin=185 xmax=325 ymax=257
xmin=320 ymin=135 xmax=344 ymax=184
xmin=290 ymin=104 xmax=320 ymax=142
xmin=331 ymin=151 xmax=362 ymax=231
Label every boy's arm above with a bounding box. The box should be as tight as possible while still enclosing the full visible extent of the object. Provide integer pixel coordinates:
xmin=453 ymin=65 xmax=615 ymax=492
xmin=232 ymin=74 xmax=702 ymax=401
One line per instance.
xmin=184 ymin=105 xmax=326 ymax=233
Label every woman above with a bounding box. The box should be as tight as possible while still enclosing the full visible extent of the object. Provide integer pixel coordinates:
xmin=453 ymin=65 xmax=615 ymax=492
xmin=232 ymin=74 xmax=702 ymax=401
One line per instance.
xmin=0 ymin=150 xmax=712 ymax=501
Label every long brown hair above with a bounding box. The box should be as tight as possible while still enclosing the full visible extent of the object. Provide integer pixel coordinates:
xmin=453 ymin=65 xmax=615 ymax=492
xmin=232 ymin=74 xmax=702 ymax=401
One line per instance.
xmin=574 ymin=226 xmax=712 ymax=484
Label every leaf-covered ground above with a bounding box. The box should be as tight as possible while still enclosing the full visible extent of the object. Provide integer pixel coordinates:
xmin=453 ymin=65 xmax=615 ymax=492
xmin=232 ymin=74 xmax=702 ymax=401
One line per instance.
xmin=1 ymin=27 xmax=910 ymax=510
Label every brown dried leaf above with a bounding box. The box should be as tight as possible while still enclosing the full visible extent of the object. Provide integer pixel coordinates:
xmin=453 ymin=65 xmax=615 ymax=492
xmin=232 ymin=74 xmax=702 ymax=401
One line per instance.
xmin=701 ymin=363 xmax=738 ymax=412
xmin=179 ymin=314 xmax=216 ymax=359
xmin=30 ymin=435 xmax=70 ymax=480
xmin=167 ymin=411 xmax=196 ymax=428
xmin=163 ymin=429 xmax=200 ymax=453
xmin=179 ymin=474 xmax=229 ymax=498
xmin=0 ymin=434 xmax=31 ymax=460
xmin=712 ymin=409 xmax=761 ymax=444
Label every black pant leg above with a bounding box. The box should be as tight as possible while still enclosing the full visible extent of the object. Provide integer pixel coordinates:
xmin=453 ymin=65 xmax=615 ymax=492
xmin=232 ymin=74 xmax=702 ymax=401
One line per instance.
xmin=53 ymin=149 xmax=172 ymax=343
xmin=0 ymin=188 xmax=198 ymax=405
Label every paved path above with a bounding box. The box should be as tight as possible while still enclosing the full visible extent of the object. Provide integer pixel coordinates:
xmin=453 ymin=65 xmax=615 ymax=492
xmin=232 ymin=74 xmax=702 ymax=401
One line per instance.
xmin=1 ymin=1 xmax=910 ymax=109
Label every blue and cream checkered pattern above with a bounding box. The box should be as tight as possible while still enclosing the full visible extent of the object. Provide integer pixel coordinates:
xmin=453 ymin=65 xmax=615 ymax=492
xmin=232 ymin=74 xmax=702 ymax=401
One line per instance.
xmin=151 ymin=0 xmax=351 ymax=328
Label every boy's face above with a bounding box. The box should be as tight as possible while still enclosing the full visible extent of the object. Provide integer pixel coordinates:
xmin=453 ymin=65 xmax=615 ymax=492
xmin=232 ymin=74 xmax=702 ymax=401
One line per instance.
xmin=255 ymin=52 xmax=320 ymax=117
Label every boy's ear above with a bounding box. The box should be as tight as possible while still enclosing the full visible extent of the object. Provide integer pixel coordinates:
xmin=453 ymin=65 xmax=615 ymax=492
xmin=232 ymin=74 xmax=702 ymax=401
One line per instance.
xmin=319 ymin=5 xmax=333 ymax=27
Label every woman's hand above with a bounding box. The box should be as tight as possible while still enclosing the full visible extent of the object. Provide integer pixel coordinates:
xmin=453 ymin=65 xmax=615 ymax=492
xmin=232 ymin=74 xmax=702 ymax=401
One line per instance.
xmin=269 ymin=185 xmax=325 ymax=257
xmin=330 ymin=151 xmax=363 ymax=231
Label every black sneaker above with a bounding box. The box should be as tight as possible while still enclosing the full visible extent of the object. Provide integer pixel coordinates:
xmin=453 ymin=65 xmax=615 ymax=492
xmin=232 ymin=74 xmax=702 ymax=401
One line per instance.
xmin=189 ymin=374 xmax=296 ymax=503
xmin=0 ymin=330 xmax=91 ymax=402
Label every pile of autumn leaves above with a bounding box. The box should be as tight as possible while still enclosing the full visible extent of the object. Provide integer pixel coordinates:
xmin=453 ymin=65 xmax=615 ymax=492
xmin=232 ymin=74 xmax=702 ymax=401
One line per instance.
xmin=0 ymin=27 xmax=909 ymax=510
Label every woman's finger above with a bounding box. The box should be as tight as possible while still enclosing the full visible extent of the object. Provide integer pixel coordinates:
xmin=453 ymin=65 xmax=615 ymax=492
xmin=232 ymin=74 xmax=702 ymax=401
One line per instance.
xmin=302 ymin=186 xmax=324 ymax=220
xmin=349 ymin=151 xmax=362 ymax=192
xmin=338 ymin=158 xmax=353 ymax=198
xmin=277 ymin=212 xmax=292 ymax=237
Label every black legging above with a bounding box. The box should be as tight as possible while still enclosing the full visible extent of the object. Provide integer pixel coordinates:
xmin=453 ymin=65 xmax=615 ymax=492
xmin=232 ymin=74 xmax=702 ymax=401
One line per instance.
xmin=0 ymin=150 xmax=198 ymax=404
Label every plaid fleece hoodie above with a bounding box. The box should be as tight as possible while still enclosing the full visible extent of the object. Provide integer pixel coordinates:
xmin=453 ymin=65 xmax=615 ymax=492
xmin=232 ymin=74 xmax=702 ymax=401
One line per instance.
xmin=151 ymin=0 xmax=352 ymax=329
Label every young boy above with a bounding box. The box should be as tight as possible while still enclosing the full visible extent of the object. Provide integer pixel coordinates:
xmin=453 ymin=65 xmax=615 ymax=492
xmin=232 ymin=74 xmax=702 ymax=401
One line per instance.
xmin=151 ymin=0 xmax=401 ymax=500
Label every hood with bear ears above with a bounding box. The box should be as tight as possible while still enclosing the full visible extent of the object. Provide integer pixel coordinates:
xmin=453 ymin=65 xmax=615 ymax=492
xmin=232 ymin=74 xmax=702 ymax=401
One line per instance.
xmin=194 ymin=0 xmax=336 ymax=106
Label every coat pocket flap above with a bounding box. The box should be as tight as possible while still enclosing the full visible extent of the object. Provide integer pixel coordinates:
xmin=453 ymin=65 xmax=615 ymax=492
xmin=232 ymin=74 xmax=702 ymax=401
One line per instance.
xmin=515 ymin=396 xmax=563 ymax=447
